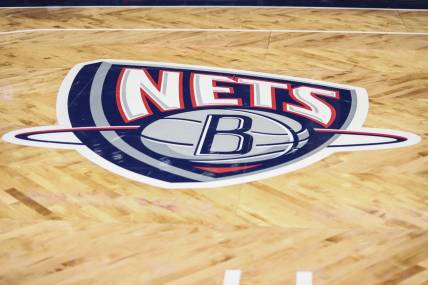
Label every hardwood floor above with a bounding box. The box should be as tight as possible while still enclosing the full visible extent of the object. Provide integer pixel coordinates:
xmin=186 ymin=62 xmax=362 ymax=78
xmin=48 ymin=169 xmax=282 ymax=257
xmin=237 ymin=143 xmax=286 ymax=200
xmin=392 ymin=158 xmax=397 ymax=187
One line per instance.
xmin=0 ymin=7 xmax=427 ymax=285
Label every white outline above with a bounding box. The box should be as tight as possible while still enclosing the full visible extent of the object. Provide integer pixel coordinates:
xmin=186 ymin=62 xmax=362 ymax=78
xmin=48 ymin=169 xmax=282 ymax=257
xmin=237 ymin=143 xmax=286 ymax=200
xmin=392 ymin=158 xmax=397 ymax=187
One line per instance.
xmin=1 ymin=60 xmax=421 ymax=189
xmin=1 ymin=28 xmax=428 ymax=36
xmin=0 ymin=6 xmax=427 ymax=11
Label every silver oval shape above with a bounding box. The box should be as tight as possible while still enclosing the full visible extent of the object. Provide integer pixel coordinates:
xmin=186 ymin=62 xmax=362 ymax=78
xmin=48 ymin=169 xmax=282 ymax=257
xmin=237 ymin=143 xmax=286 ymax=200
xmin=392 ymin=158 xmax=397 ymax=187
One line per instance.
xmin=140 ymin=108 xmax=308 ymax=164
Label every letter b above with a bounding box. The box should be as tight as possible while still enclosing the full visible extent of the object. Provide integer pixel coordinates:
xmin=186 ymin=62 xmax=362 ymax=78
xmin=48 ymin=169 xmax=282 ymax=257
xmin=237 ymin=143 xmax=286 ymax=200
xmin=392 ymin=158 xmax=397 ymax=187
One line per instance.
xmin=195 ymin=115 xmax=253 ymax=156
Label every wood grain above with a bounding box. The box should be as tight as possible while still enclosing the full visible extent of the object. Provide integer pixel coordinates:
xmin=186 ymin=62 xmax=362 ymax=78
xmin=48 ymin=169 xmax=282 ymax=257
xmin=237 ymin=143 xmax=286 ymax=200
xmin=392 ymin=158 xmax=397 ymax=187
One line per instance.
xmin=0 ymin=7 xmax=427 ymax=285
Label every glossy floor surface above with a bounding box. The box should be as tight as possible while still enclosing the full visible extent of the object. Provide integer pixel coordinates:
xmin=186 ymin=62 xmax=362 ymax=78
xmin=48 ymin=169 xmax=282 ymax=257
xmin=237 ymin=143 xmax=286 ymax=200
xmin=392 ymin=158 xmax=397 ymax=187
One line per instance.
xmin=0 ymin=7 xmax=427 ymax=285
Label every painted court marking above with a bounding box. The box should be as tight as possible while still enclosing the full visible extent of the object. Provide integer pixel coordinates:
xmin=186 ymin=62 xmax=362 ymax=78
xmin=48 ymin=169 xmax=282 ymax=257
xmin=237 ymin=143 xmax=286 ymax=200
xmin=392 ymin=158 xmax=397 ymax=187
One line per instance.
xmin=223 ymin=270 xmax=241 ymax=285
xmin=1 ymin=6 xmax=428 ymax=11
xmin=222 ymin=270 xmax=313 ymax=284
xmin=1 ymin=28 xmax=428 ymax=36
xmin=297 ymin=271 xmax=313 ymax=285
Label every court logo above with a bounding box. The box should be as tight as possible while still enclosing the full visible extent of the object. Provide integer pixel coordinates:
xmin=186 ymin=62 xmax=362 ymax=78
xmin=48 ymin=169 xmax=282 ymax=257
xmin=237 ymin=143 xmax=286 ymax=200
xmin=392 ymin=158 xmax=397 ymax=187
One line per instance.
xmin=3 ymin=60 xmax=420 ymax=188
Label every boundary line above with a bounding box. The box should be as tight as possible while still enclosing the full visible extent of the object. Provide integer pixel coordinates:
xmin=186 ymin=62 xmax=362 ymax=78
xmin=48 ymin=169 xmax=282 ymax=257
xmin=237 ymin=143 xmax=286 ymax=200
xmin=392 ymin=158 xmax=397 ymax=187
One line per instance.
xmin=297 ymin=271 xmax=313 ymax=285
xmin=0 ymin=6 xmax=427 ymax=11
xmin=223 ymin=270 xmax=241 ymax=285
xmin=1 ymin=28 xmax=427 ymax=36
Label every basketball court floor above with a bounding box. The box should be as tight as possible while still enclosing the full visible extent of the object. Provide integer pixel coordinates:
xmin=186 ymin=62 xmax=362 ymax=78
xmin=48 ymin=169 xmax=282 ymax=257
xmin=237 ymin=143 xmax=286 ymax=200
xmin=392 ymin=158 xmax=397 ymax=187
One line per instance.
xmin=0 ymin=4 xmax=427 ymax=285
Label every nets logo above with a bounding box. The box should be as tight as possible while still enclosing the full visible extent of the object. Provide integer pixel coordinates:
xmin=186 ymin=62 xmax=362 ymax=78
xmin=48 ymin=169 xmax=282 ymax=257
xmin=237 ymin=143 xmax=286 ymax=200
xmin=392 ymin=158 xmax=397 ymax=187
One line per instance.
xmin=3 ymin=60 xmax=420 ymax=188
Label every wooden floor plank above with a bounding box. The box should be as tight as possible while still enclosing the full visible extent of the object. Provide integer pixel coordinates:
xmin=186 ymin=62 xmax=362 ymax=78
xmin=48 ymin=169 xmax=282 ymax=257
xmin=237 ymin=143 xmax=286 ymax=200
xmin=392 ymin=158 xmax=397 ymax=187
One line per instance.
xmin=0 ymin=6 xmax=427 ymax=285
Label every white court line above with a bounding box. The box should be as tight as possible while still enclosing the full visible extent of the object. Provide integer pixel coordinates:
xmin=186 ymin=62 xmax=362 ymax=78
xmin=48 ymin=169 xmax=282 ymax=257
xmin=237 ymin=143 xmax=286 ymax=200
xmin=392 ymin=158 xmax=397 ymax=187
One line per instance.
xmin=223 ymin=269 xmax=241 ymax=285
xmin=0 ymin=6 xmax=427 ymax=11
xmin=1 ymin=28 xmax=428 ymax=36
xmin=296 ymin=271 xmax=313 ymax=285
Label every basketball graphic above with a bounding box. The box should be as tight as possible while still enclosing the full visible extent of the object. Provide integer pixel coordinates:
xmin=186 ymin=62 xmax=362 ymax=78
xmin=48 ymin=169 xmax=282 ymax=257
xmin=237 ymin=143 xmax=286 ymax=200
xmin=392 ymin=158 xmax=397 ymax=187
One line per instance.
xmin=140 ymin=109 xmax=309 ymax=163
xmin=0 ymin=4 xmax=426 ymax=285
